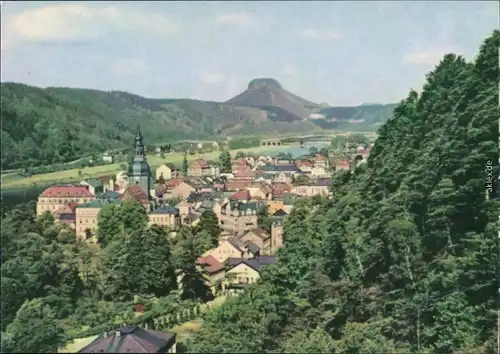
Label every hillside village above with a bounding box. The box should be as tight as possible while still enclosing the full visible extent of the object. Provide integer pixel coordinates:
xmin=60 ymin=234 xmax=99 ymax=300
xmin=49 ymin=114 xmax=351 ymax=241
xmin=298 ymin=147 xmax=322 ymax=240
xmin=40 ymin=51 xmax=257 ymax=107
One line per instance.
xmin=35 ymin=126 xmax=372 ymax=300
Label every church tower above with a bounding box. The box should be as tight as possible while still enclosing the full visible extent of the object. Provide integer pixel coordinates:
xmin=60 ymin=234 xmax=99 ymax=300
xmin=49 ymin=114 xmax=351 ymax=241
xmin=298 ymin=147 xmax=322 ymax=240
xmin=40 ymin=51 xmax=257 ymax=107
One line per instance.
xmin=128 ymin=125 xmax=152 ymax=198
xmin=271 ymin=210 xmax=286 ymax=254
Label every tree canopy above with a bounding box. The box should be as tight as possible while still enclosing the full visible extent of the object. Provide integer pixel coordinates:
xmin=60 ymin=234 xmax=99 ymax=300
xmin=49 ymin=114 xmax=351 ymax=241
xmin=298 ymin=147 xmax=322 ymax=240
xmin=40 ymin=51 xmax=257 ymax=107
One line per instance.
xmin=186 ymin=30 xmax=499 ymax=353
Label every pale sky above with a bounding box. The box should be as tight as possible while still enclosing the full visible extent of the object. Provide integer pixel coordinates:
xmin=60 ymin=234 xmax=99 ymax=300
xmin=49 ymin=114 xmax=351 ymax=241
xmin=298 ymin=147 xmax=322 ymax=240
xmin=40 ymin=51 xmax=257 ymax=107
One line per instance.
xmin=1 ymin=1 xmax=497 ymax=105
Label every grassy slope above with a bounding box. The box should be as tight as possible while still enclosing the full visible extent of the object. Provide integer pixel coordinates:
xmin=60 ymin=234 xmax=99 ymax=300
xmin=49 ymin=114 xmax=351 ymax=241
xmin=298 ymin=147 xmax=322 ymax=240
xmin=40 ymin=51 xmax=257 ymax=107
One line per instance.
xmin=1 ymin=82 xmax=392 ymax=170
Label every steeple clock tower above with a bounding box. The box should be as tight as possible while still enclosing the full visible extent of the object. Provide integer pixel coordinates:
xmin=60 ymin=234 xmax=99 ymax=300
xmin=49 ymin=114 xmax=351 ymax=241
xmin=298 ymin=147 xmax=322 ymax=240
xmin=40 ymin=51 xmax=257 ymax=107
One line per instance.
xmin=128 ymin=125 xmax=152 ymax=198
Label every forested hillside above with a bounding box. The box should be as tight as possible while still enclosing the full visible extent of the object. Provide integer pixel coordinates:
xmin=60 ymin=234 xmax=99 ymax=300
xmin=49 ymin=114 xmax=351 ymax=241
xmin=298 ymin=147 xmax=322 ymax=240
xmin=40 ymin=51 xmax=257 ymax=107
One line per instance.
xmin=1 ymin=81 xmax=393 ymax=170
xmin=186 ymin=31 xmax=498 ymax=353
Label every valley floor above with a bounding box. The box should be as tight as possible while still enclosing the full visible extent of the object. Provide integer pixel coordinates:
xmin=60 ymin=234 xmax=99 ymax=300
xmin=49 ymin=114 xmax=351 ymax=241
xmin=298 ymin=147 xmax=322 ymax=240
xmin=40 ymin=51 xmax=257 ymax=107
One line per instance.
xmin=1 ymin=145 xmax=301 ymax=189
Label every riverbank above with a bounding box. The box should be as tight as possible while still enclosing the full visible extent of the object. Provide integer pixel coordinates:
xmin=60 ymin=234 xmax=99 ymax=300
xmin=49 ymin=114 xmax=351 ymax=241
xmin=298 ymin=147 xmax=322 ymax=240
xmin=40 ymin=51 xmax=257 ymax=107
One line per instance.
xmin=1 ymin=144 xmax=307 ymax=190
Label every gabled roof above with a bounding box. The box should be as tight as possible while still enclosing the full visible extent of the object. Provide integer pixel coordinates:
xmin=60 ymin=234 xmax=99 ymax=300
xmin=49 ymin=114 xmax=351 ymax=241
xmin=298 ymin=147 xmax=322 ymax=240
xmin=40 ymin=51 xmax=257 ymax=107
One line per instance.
xmin=229 ymin=201 xmax=259 ymax=211
xmin=78 ymin=326 xmax=176 ymax=353
xmin=84 ymin=178 xmax=103 ymax=188
xmin=41 ymin=185 xmax=94 ymax=198
xmin=226 ymin=256 xmax=277 ymax=272
xmin=120 ymin=185 xmax=149 ymax=203
xmin=161 ymin=163 xmax=178 ymax=170
xmin=100 ymin=190 xmax=121 ymax=200
xmin=76 ymin=198 xmax=121 ymax=209
xmin=244 ymin=241 xmax=261 ymax=255
xmin=231 ymin=189 xmax=251 ymax=201
xmin=315 ymin=178 xmax=332 ymax=187
xmin=54 ymin=202 xmax=78 ymax=215
xmin=167 ymin=178 xmax=184 ymax=188
xmin=272 ymin=209 xmax=288 ymax=217
xmin=244 ymin=227 xmax=270 ymax=240
xmin=151 ymin=205 xmax=179 ymax=215
xmin=196 ymin=255 xmax=224 ymax=274
xmin=227 ymin=236 xmax=246 ymax=253
xmin=189 ymin=159 xmax=208 ymax=169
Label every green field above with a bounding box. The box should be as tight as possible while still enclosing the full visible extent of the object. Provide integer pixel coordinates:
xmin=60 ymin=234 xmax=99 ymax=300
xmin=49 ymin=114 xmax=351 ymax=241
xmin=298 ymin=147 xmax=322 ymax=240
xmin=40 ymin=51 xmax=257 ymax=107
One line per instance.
xmin=0 ymin=145 xmax=298 ymax=189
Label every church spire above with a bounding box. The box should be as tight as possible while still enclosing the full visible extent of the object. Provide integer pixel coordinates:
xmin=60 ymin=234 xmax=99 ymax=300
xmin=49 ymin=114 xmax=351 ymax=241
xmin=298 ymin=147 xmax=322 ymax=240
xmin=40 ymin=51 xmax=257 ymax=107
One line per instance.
xmin=134 ymin=125 xmax=145 ymax=157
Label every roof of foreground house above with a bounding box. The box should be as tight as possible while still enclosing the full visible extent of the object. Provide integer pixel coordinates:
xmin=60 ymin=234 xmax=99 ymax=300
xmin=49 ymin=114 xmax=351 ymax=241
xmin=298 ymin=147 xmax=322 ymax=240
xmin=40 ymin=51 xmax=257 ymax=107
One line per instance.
xmin=78 ymin=326 xmax=176 ymax=353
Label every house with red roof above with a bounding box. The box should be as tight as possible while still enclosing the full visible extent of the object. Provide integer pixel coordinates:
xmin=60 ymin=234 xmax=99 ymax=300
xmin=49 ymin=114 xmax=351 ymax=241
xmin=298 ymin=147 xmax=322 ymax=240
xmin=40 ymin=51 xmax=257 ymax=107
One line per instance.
xmin=120 ymin=185 xmax=151 ymax=211
xmin=196 ymin=255 xmax=225 ymax=294
xmin=53 ymin=202 xmax=78 ymax=228
xmin=313 ymin=154 xmax=329 ymax=169
xmin=230 ymin=189 xmax=251 ymax=203
xmin=36 ymin=184 xmax=95 ymax=217
xmin=335 ymin=160 xmax=350 ymax=171
xmin=188 ymin=159 xmax=214 ymax=177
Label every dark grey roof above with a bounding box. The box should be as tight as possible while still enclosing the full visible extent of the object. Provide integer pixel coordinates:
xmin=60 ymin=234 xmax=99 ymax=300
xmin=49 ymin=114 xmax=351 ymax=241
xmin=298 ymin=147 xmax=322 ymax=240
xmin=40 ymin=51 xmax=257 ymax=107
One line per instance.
xmin=227 ymin=236 xmax=246 ymax=253
xmin=78 ymin=326 xmax=176 ymax=353
xmin=245 ymin=241 xmax=261 ymax=255
xmin=315 ymin=178 xmax=332 ymax=186
xmin=272 ymin=209 xmax=288 ymax=217
xmin=226 ymin=256 xmax=277 ymax=272
xmin=58 ymin=213 xmax=75 ymax=220
xmin=230 ymin=201 xmax=259 ymax=211
xmin=165 ymin=163 xmax=178 ymax=170
xmin=100 ymin=191 xmax=121 ymax=200
xmin=151 ymin=205 xmax=179 ymax=215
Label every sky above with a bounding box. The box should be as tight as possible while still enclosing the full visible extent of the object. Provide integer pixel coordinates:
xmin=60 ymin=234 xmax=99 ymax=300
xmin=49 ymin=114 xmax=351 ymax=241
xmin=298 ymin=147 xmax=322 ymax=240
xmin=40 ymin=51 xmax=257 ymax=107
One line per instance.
xmin=1 ymin=1 xmax=497 ymax=106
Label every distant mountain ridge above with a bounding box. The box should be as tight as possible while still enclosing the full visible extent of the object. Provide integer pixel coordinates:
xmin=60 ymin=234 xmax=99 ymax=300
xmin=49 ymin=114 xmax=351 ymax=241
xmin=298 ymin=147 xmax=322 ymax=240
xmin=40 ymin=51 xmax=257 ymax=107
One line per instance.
xmin=1 ymin=79 xmax=395 ymax=169
xmin=225 ymin=78 xmax=322 ymax=121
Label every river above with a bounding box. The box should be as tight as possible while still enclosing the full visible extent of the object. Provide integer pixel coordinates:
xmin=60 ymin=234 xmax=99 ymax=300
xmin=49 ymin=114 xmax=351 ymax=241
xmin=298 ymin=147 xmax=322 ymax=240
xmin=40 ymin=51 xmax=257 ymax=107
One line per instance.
xmin=257 ymin=141 xmax=330 ymax=158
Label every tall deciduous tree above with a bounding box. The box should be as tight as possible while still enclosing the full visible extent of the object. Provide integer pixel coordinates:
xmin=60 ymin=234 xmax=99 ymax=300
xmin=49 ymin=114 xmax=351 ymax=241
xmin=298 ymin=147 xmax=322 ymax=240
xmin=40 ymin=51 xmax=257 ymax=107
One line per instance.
xmin=218 ymin=150 xmax=231 ymax=173
xmin=4 ymin=298 xmax=67 ymax=353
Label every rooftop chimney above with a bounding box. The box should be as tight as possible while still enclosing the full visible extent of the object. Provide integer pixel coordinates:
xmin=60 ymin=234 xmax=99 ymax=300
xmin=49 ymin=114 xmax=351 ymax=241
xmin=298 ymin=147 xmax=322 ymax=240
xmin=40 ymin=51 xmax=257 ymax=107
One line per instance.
xmin=116 ymin=330 xmax=121 ymax=337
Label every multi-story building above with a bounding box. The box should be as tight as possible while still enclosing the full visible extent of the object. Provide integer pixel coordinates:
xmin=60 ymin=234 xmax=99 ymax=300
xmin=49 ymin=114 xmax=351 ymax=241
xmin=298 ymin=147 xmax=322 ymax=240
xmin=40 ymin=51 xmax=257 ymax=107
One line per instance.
xmin=148 ymin=205 xmax=181 ymax=230
xmin=188 ymin=159 xmax=213 ymax=177
xmin=75 ymin=199 xmax=121 ymax=242
xmin=36 ymin=185 xmax=95 ymax=216
xmin=219 ymin=200 xmax=259 ymax=235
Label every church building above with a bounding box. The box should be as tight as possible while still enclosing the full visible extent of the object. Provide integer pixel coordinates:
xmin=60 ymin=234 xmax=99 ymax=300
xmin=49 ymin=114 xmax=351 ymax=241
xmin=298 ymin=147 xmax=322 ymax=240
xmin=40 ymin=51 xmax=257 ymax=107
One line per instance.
xmin=128 ymin=125 xmax=153 ymax=201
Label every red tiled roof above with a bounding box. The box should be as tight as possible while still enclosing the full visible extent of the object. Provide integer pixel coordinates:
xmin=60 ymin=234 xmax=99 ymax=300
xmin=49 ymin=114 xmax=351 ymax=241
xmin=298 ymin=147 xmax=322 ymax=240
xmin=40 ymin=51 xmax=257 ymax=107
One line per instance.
xmin=41 ymin=185 xmax=94 ymax=198
xmin=121 ymin=185 xmax=149 ymax=203
xmin=231 ymin=189 xmax=251 ymax=201
xmin=190 ymin=159 xmax=208 ymax=169
xmin=167 ymin=178 xmax=184 ymax=188
xmin=197 ymin=255 xmax=224 ymax=274
xmin=54 ymin=202 xmax=78 ymax=215
xmin=227 ymin=180 xmax=253 ymax=191
xmin=114 ymin=184 xmax=121 ymax=192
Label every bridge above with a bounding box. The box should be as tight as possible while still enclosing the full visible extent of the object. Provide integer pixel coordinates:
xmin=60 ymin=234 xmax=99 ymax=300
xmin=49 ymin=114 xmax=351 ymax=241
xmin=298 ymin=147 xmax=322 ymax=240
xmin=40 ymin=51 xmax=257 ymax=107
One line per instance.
xmin=261 ymin=139 xmax=286 ymax=146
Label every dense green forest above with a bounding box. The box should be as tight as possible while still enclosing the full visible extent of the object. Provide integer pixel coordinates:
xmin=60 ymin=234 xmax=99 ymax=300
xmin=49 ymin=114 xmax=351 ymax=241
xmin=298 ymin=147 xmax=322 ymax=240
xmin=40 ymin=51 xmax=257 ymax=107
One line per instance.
xmin=0 ymin=82 xmax=393 ymax=170
xmin=0 ymin=198 xmax=224 ymax=352
xmin=185 ymin=31 xmax=499 ymax=353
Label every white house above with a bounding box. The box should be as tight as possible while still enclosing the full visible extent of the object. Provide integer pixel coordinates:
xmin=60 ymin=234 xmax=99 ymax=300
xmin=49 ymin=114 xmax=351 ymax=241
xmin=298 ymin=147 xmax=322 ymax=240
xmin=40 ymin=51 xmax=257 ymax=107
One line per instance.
xmin=102 ymin=153 xmax=114 ymax=163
